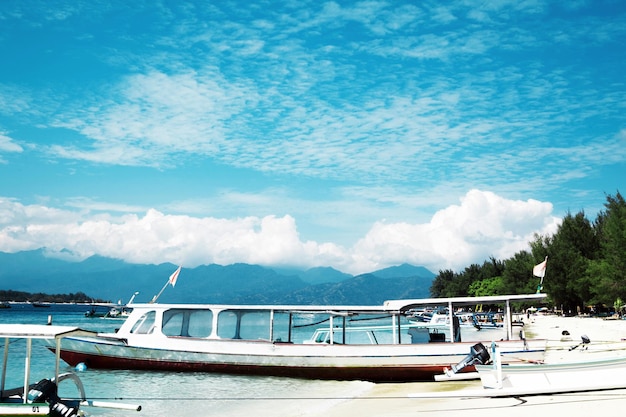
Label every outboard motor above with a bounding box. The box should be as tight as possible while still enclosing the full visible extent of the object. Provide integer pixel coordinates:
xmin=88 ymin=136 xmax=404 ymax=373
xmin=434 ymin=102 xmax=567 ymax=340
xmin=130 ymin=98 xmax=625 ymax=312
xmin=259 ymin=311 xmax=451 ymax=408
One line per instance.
xmin=27 ymin=379 xmax=80 ymax=417
xmin=49 ymin=401 xmax=80 ymax=417
xmin=446 ymin=342 xmax=491 ymax=375
xmin=27 ymin=379 xmax=58 ymax=404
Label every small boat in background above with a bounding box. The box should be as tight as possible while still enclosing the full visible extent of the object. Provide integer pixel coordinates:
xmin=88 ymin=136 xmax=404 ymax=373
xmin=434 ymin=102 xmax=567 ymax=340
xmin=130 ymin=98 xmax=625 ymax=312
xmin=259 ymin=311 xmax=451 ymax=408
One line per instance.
xmin=85 ymin=292 xmax=138 ymax=319
xmin=85 ymin=305 xmax=132 ymax=319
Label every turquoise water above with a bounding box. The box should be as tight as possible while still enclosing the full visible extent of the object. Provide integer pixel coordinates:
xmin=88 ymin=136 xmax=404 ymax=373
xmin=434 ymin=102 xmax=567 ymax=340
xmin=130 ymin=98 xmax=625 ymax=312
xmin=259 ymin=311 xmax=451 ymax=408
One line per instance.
xmin=0 ymin=304 xmax=373 ymax=416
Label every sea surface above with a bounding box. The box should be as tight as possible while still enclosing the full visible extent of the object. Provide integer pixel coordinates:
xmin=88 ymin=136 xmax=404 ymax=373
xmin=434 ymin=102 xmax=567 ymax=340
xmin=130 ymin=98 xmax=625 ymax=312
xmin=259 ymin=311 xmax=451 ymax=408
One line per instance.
xmin=0 ymin=303 xmax=374 ymax=417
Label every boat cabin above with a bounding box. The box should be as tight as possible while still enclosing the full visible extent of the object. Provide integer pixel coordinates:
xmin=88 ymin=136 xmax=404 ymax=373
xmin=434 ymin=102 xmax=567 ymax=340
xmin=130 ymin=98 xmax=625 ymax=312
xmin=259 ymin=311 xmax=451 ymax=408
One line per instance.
xmin=118 ymin=293 xmax=546 ymax=346
xmin=121 ymin=306 xmax=430 ymax=344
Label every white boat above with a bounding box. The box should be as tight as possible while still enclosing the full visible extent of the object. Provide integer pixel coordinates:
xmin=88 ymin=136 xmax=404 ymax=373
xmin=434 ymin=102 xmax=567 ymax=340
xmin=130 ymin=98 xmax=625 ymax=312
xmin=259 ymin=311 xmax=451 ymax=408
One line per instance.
xmin=467 ymin=311 xmax=511 ymax=329
xmin=475 ymin=355 xmax=626 ymax=395
xmin=412 ymin=340 xmax=626 ymax=398
xmin=410 ymin=310 xmax=519 ymax=338
xmin=47 ymin=294 xmax=547 ymax=382
xmin=85 ymin=305 xmax=131 ymax=319
xmin=85 ymin=292 xmax=138 ymax=319
xmin=0 ymin=324 xmax=141 ymax=416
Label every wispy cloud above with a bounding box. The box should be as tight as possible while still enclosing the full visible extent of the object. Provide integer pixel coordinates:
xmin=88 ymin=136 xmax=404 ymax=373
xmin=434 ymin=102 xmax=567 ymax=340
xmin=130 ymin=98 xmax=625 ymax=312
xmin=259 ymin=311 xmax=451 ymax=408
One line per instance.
xmin=31 ymin=50 xmax=623 ymax=212
xmin=47 ymin=70 xmax=255 ymax=167
xmin=4 ymin=1 xmax=622 ymax=189
xmin=0 ymin=132 xmax=22 ymax=153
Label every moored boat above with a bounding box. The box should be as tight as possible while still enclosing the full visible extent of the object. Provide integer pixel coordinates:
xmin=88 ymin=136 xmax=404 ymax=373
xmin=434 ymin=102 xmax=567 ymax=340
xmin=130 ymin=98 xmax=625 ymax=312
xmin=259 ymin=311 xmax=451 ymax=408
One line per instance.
xmin=85 ymin=293 xmax=138 ymax=319
xmin=414 ymin=340 xmax=626 ymax=397
xmin=48 ymin=294 xmax=547 ymax=382
xmin=85 ymin=305 xmax=132 ymax=319
xmin=476 ymin=355 xmax=626 ymax=394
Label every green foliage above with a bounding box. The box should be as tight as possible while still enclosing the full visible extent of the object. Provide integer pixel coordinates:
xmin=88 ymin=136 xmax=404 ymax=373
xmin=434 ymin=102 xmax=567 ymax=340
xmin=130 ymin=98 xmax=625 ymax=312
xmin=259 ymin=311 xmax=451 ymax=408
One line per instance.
xmin=501 ymin=250 xmax=537 ymax=295
xmin=468 ymin=276 xmax=504 ymax=297
xmin=430 ymin=269 xmax=458 ymax=298
xmin=544 ymin=211 xmax=598 ymax=312
xmin=430 ymin=258 xmax=507 ymax=298
xmin=589 ymin=192 xmax=626 ymax=304
xmin=430 ymin=191 xmax=625 ymax=315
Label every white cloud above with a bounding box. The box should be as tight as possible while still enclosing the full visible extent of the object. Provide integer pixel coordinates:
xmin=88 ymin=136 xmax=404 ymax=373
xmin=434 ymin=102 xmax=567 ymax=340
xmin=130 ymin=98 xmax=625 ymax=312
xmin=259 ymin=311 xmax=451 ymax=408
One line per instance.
xmin=0 ymin=133 xmax=23 ymax=153
xmin=0 ymin=190 xmax=560 ymax=275
xmin=352 ymin=190 xmax=560 ymax=273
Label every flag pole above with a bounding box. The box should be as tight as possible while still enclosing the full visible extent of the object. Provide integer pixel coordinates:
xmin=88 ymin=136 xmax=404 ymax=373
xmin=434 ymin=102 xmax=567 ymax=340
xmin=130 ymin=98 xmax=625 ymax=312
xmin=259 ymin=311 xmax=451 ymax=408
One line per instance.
xmin=150 ymin=266 xmax=181 ymax=303
xmin=150 ymin=282 xmax=169 ymax=303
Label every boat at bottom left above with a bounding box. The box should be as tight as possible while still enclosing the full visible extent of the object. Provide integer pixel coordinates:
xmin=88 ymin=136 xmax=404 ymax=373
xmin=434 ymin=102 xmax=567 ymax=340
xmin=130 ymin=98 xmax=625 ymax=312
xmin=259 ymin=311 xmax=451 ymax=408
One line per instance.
xmin=0 ymin=324 xmax=141 ymax=416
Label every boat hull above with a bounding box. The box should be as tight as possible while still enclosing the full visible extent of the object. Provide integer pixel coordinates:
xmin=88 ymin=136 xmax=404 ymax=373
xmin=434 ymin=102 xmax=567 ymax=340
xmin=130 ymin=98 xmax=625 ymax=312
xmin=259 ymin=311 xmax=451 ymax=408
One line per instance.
xmin=53 ymin=337 xmax=545 ymax=382
xmin=476 ymin=356 xmax=626 ymax=392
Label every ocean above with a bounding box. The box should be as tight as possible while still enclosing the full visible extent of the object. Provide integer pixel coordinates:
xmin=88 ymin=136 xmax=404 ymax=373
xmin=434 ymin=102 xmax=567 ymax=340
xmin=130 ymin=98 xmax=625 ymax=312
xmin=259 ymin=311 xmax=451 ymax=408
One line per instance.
xmin=0 ymin=303 xmax=374 ymax=417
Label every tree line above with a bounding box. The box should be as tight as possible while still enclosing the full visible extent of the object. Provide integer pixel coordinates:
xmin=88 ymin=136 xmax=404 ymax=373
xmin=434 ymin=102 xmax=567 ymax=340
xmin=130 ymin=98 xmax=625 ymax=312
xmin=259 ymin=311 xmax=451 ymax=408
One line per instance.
xmin=0 ymin=290 xmax=106 ymax=303
xmin=430 ymin=191 xmax=626 ymax=315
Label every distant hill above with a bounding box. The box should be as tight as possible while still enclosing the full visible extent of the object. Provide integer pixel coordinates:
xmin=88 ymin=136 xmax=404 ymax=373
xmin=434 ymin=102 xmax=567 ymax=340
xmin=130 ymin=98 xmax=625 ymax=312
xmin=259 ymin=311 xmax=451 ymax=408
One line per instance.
xmin=296 ymin=266 xmax=352 ymax=284
xmin=0 ymin=250 xmax=435 ymax=305
xmin=258 ymin=273 xmax=432 ymax=305
xmin=370 ymin=263 xmax=436 ymax=280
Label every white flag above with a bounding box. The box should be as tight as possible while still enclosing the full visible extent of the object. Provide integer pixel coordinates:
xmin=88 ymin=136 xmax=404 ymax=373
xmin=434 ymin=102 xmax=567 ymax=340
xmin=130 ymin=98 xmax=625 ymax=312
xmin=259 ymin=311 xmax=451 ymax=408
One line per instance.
xmin=533 ymin=257 xmax=547 ymax=278
xmin=168 ymin=266 xmax=182 ymax=287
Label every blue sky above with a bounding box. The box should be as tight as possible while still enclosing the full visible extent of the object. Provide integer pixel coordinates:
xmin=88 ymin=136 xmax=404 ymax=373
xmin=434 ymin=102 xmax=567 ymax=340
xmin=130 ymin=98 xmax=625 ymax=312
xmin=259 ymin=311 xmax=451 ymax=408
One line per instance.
xmin=0 ymin=0 xmax=624 ymax=275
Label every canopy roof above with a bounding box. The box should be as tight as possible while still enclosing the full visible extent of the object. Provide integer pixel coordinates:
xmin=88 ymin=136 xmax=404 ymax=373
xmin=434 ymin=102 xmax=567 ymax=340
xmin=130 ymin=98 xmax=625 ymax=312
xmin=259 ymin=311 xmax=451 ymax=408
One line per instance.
xmin=383 ymin=293 xmax=548 ymax=312
xmin=130 ymin=293 xmax=548 ymax=314
xmin=0 ymin=324 xmax=97 ymax=339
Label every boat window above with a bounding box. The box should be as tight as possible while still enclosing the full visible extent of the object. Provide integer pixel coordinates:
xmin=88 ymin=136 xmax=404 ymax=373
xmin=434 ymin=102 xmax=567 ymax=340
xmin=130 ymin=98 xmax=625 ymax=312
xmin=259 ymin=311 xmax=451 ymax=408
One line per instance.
xmin=217 ymin=310 xmax=271 ymax=340
xmin=162 ymin=309 xmax=213 ymax=338
xmin=162 ymin=311 xmax=184 ymax=336
xmin=130 ymin=310 xmax=156 ymax=334
xmin=187 ymin=310 xmax=213 ymax=337
xmin=217 ymin=311 xmax=238 ymax=338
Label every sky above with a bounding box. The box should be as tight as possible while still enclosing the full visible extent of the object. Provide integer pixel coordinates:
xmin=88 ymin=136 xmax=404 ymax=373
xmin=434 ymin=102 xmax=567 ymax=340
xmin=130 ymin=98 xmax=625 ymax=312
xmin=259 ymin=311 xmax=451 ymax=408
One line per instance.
xmin=0 ymin=0 xmax=624 ymax=275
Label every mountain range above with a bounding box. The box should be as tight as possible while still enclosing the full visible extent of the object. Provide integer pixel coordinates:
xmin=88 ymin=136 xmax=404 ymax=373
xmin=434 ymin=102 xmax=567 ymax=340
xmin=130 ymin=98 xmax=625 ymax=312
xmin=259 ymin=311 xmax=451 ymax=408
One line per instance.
xmin=0 ymin=249 xmax=436 ymax=305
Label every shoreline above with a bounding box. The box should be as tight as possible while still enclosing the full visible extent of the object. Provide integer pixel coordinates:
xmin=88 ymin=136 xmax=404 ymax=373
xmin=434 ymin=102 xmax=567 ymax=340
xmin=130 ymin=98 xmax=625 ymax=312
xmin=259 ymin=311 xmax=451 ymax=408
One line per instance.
xmin=526 ymin=313 xmax=626 ymax=340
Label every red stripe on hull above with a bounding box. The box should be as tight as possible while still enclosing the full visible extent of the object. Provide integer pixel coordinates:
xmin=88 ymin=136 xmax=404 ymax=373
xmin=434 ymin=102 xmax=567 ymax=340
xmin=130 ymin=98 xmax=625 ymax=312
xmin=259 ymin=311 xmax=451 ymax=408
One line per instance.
xmin=57 ymin=349 xmax=464 ymax=382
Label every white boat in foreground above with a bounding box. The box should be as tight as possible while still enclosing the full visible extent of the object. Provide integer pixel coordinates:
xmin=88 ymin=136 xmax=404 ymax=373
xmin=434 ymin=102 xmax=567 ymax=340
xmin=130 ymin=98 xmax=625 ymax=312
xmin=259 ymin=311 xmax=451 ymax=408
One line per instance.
xmin=48 ymin=294 xmax=546 ymax=382
xmin=476 ymin=351 xmax=626 ymax=394
xmin=0 ymin=324 xmax=141 ymax=416
xmin=411 ymin=342 xmax=626 ymax=398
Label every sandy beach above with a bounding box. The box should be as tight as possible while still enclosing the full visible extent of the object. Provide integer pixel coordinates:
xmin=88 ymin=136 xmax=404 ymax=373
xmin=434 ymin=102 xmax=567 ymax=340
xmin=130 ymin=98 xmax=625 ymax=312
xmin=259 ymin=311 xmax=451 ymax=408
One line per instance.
xmin=307 ymin=314 xmax=626 ymax=417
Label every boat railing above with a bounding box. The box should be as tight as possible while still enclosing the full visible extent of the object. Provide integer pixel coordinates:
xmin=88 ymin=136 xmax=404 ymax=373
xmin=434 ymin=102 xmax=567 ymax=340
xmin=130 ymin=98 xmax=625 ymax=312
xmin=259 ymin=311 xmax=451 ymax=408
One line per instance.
xmin=0 ymin=324 xmax=141 ymax=413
